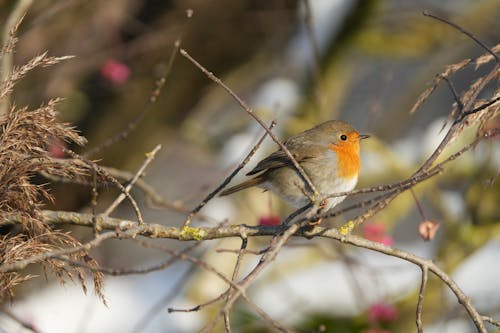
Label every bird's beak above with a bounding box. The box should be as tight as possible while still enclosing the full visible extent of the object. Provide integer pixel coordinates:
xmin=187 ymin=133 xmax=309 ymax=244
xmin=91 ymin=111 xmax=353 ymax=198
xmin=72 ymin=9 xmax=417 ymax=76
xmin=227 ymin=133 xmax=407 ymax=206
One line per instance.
xmin=359 ymin=134 xmax=370 ymax=140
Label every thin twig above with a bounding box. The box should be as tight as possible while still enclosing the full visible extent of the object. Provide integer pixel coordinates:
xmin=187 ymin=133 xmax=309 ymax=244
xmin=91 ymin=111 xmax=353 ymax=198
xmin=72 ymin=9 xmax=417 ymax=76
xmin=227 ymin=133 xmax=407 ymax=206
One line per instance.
xmin=104 ymin=144 xmax=161 ymax=216
xmin=325 ymin=168 xmax=442 ymax=199
xmin=102 ymin=166 xmax=220 ymax=223
xmin=482 ymin=315 xmax=500 ymax=328
xmin=460 ymin=95 xmax=500 ymax=120
xmin=441 ymin=75 xmax=464 ymax=112
xmin=282 ymin=203 xmax=312 ymax=226
xmin=54 ymin=241 xmax=199 ymax=277
xmin=454 ymin=64 xmax=499 ymax=123
xmin=63 ymin=147 xmax=144 ymax=224
xmin=410 ymin=189 xmax=427 ymax=221
xmin=416 ymin=265 xmax=429 ymax=333
xmin=223 ymin=237 xmax=248 ymax=333
xmin=216 ymin=247 xmax=268 ymax=256
xmin=423 ymin=11 xmax=499 ymax=63
xmin=168 ymin=291 xmax=229 ymax=313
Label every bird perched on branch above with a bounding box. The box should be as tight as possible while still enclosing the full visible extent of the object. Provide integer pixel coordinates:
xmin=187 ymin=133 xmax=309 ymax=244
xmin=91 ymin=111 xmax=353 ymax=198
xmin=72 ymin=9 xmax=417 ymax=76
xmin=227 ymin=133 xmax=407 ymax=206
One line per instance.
xmin=220 ymin=120 xmax=369 ymax=213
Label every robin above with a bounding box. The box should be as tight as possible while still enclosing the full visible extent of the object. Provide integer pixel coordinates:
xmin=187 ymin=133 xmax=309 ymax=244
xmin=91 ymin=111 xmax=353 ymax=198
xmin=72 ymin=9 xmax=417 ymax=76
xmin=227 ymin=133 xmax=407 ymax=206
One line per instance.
xmin=220 ymin=120 xmax=369 ymax=213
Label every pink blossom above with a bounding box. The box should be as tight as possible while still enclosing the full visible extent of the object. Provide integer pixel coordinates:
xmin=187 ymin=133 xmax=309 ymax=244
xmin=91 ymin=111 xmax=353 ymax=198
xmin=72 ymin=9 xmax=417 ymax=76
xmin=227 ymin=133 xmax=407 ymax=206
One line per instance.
xmin=258 ymin=214 xmax=281 ymax=226
xmin=368 ymin=303 xmax=399 ymax=323
xmin=100 ymin=59 xmax=130 ymax=85
xmin=362 ymin=222 xmax=394 ymax=246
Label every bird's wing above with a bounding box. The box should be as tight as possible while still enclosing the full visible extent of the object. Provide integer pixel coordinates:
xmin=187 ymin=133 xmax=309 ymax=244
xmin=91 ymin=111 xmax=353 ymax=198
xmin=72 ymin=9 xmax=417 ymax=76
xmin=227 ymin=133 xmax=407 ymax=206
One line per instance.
xmin=246 ymin=137 xmax=320 ymax=176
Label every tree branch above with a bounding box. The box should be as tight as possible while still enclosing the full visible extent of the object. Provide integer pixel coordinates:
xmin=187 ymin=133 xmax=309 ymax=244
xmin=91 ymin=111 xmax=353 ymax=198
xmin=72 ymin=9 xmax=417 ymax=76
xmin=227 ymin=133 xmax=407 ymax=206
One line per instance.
xmin=1 ymin=210 xmax=487 ymax=332
xmin=416 ymin=265 xmax=428 ymax=333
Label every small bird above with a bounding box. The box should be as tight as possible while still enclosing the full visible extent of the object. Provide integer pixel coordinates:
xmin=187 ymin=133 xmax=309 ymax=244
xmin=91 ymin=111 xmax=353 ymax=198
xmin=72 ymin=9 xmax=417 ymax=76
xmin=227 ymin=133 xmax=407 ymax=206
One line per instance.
xmin=220 ymin=120 xmax=369 ymax=212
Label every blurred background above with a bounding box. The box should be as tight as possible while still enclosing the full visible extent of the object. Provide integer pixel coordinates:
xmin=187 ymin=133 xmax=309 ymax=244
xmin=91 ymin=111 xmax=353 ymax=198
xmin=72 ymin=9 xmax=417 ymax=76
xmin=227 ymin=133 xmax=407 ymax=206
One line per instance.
xmin=1 ymin=0 xmax=499 ymax=332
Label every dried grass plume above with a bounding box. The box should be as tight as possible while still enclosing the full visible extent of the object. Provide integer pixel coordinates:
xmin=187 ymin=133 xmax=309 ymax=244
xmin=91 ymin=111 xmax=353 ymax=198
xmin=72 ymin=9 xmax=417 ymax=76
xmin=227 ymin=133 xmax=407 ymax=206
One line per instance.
xmin=0 ymin=18 xmax=104 ymax=303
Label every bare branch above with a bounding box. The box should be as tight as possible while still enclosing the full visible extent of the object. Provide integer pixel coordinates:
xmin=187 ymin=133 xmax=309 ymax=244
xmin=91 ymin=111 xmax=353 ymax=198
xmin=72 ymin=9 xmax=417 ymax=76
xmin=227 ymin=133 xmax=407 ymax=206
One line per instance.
xmin=482 ymin=315 xmax=500 ymax=328
xmin=423 ymin=11 xmax=499 ymax=63
xmin=168 ymin=292 xmax=229 ymax=313
xmin=460 ymin=95 xmax=500 ymax=120
xmin=63 ymin=148 xmax=145 ymax=224
xmin=223 ymin=238 xmax=247 ymax=332
xmin=416 ymin=265 xmax=428 ymax=333
xmin=104 ymin=144 xmax=161 ymax=216
xmin=4 ymin=211 xmax=488 ymax=332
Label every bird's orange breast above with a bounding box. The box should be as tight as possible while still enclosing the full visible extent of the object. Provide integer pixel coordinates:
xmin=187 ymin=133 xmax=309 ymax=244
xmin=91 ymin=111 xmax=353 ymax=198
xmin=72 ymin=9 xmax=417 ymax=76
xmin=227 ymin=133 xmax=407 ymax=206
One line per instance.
xmin=329 ymin=141 xmax=361 ymax=178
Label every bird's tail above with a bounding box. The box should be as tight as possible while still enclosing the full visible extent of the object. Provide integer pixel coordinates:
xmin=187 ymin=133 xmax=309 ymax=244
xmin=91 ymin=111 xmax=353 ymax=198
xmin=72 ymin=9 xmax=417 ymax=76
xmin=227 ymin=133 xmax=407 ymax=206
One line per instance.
xmin=219 ymin=176 xmax=264 ymax=196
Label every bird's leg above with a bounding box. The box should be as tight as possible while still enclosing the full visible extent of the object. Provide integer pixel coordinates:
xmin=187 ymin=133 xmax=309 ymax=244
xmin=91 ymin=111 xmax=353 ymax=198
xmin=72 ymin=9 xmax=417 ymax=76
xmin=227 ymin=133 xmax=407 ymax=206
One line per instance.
xmin=307 ymin=198 xmax=327 ymax=226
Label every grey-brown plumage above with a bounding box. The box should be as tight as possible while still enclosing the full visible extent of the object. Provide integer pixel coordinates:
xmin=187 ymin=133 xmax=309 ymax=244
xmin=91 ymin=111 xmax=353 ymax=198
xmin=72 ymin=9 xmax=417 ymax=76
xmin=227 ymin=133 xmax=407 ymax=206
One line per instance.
xmin=220 ymin=120 xmax=368 ymax=210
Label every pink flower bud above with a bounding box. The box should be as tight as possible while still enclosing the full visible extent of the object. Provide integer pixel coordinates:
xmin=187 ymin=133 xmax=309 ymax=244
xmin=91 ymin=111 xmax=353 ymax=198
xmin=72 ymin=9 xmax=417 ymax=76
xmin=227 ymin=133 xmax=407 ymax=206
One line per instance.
xmin=368 ymin=302 xmax=398 ymax=323
xmin=363 ymin=222 xmax=394 ymax=246
xmin=100 ymin=59 xmax=130 ymax=85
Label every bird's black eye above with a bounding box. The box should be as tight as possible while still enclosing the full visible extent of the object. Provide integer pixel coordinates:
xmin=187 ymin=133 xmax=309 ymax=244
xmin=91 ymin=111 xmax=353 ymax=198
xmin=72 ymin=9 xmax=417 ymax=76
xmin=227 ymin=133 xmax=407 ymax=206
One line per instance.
xmin=340 ymin=134 xmax=347 ymax=141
